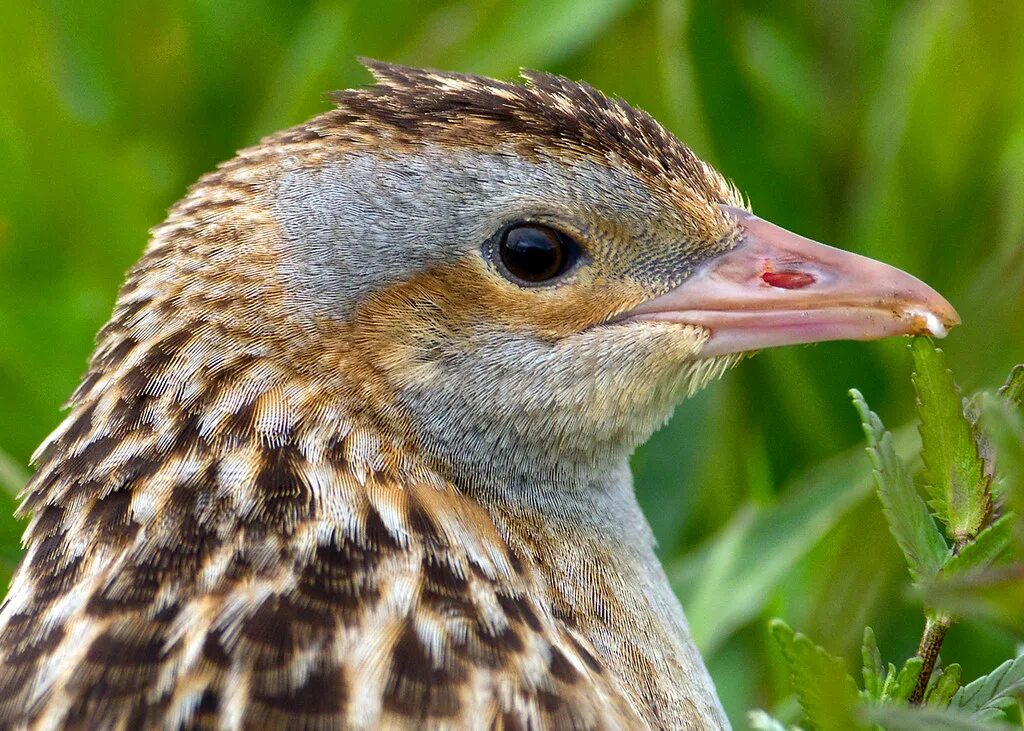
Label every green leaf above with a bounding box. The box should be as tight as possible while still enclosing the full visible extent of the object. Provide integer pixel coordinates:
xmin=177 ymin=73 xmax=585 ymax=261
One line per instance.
xmin=951 ymin=655 xmax=1024 ymax=722
xmin=892 ymin=656 xmax=924 ymax=702
xmin=861 ymin=626 xmax=885 ymax=700
xmin=850 ymin=389 xmax=948 ymax=582
xmin=964 ymin=393 xmax=999 ymax=501
xmin=770 ymin=619 xmax=863 ymax=730
xmin=997 ymin=364 xmax=1024 ymax=408
xmin=926 ymin=664 xmax=963 ymax=707
xmin=863 ymin=703 xmax=1012 ymax=730
xmin=910 ymin=338 xmax=992 ymax=543
xmin=980 ymin=392 xmax=1024 ymax=547
xmin=941 ymin=513 xmax=1015 ymax=578
xmin=880 ymin=662 xmax=899 ymax=702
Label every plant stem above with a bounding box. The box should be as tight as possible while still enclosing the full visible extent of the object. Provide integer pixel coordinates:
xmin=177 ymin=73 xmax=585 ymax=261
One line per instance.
xmin=909 ymin=613 xmax=952 ymax=704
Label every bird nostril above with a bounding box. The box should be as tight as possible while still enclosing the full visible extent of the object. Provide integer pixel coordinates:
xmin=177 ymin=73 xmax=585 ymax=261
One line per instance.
xmin=762 ymin=271 xmax=815 ymax=289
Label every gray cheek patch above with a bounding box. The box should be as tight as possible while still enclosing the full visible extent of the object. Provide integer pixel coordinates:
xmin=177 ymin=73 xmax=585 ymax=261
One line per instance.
xmin=269 ymin=145 xmax=660 ymax=321
xmin=265 ymin=144 xmax=719 ymax=503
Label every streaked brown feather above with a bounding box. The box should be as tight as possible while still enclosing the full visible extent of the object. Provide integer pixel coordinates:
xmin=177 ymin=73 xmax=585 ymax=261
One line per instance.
xmin=2 ymin=319 xmax=644 ymax=728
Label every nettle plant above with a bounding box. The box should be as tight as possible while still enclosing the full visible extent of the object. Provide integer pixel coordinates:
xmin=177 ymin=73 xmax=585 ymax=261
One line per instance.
xmin=752 ymin=338 xmax=1024 ymax=730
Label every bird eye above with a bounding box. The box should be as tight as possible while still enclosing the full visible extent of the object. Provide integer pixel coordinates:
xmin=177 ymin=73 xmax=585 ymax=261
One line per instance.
xmin=496 ymin=224 xmax=578 ymax=285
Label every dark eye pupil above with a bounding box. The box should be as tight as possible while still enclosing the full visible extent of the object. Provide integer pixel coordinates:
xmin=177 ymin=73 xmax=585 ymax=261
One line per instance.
xmin=499 ymin=225 xmax=567 ymax=282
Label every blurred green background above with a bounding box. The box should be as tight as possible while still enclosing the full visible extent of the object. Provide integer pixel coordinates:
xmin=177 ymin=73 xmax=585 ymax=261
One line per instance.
xmin=1 ymin=0 xmax=1022 ymax=725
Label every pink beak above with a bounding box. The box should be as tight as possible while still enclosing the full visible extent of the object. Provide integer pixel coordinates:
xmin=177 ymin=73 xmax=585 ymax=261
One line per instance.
xmin=623 ymin=206 xmax=960 ymax=357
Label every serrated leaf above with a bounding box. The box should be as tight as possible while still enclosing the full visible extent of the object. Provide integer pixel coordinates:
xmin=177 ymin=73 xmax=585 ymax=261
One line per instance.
xmin=880 ymin=662 xmax=899 ymax=701
xmin=851 ymin=389 xmax=949 ymax=581
xmin=951 ymin=655 xmax=1024 ymax=721
xmin=926 ymin=664 xmax=963 ymax=707
xmin=892 ymin=656 xmax=924 ymax=702
xmin=861 ymin=626 xmax=885 ymax=700
xmin=770 ymin=619 xmax=863 ymax=730
xmin=941 ymin=513 xmax=1015 ymax=577
xmin=997 ymin=364 xmax=1024 ymax=408
xmin=980 ymin=392 xmax=1024 ymax=547
xmin=910 ymin=338 xmax=992 ymax=543
xmin=964 ymin=393 xmax=999 ymax=499
xmin=863 ymin=703 xmax=1012 ymax=730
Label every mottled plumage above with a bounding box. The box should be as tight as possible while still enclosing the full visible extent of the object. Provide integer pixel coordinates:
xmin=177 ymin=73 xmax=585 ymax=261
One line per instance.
xmin=0 ymin=61 xmax=956 ymax=730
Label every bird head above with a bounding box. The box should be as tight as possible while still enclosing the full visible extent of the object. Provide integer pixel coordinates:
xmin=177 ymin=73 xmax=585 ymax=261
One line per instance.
xmin=109 ymin=61 xmax=958 ymax=493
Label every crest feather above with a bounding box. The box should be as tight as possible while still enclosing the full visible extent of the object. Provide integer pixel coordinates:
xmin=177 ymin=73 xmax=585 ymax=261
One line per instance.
xmin=324 ymin=59 xmax=733 ymax=208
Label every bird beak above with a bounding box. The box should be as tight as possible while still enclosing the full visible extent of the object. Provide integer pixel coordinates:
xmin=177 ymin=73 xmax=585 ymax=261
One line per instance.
xmin=622 ymin=205 xmax=960 ymax=357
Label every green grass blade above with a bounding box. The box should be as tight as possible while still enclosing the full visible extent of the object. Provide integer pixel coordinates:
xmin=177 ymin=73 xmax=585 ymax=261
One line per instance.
xmin=671 ymin=434 xmax=888 ymax=653
xmin=0 ymin=453 xmax=26 ymax=592
xmin=0 ymin=447 xmax=29 ymax=500
xmin=653 ymin=0 xmax=713 ymax=158
xmin=453 ymin=0 xmax=634 ymax=73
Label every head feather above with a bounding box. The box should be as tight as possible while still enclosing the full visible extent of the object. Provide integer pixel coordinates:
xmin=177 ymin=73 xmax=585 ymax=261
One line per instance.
xmin=321 ymin=59 xmax=738 ymax=209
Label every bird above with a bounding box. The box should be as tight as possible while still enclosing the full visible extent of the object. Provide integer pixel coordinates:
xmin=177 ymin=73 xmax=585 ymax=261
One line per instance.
xmin=0 ymin=61 xmax=958 ymax=731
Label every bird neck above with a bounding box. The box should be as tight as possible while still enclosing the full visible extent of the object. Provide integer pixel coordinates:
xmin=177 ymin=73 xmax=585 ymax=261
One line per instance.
xmin=481 ymin=469 xmax=727 ymax=725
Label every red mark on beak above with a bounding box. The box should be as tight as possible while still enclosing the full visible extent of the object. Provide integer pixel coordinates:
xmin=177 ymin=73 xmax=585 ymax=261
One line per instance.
xmin=762 ymin=271 xmax=815 ymax=289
